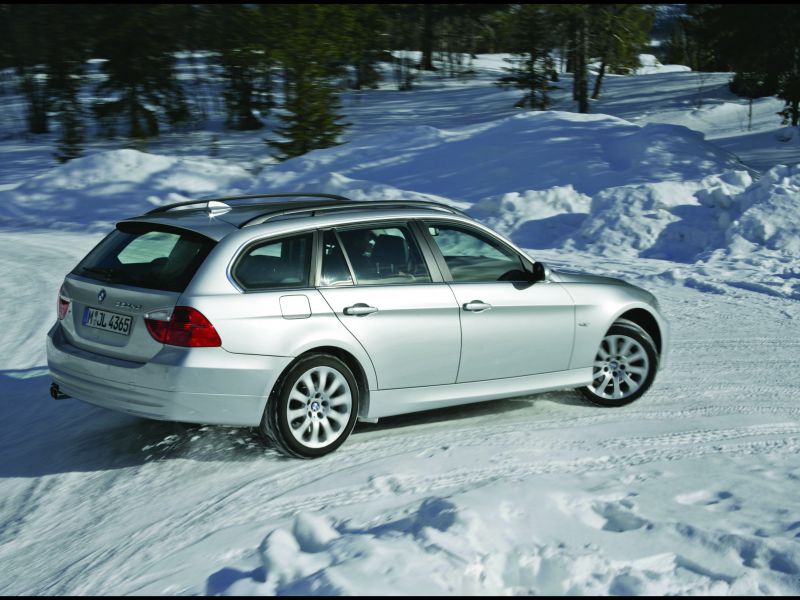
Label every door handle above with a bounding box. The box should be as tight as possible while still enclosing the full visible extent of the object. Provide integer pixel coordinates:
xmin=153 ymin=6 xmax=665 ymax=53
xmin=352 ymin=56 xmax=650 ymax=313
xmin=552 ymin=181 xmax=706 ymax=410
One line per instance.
xmin=344 ymin=303 xmax=378 ymax=316
xmin=463 ymin=300 xmax=492 ymax=312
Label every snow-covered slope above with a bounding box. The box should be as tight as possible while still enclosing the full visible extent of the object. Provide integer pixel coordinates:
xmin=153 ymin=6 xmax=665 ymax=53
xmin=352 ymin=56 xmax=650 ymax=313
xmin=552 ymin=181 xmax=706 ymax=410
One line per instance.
xmin=1 ymin=52 xmax=799 ymax=595
xmin=0 ymin=149 xmax=252 ymax=231
xmin=1 ymin=234 xmax=798 ymax=595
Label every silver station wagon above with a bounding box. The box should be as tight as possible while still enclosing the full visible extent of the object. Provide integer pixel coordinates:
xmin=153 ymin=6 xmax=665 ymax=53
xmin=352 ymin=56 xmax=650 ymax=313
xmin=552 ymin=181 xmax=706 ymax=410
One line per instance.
xmin=47 ymin=194 xmax=668 ymax=458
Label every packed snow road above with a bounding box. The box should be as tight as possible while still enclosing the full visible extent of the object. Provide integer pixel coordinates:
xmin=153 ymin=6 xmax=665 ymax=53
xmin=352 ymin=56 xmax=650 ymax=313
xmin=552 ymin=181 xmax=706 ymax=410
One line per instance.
xmin=1 ymin=232 xmax=798 ymax=595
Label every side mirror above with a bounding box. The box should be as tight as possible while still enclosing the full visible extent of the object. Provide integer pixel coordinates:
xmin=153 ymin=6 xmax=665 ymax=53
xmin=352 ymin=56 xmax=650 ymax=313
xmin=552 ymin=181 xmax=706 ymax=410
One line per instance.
xmin=530 ymin=261 xmax=547 ymax=282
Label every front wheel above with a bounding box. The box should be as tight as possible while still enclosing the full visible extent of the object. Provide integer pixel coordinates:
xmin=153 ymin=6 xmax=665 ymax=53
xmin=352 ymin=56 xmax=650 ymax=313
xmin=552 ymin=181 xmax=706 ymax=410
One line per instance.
xmin=260 ymin=354 xmax=359 ymax=458
xmin=579 ymin=320 xmax=658 ymax=407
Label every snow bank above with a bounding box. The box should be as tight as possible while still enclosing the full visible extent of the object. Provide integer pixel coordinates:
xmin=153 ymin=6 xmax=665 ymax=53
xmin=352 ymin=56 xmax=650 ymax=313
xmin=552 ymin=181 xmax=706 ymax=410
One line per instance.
xmin=564 ymin=171 xmax=754 ymax=261
xmin=209 ymin=484 xmax=799 ymax=595
xmin=635 ymin=54 xmax=692 ymax=75
xmin=0 ymin=112 xmax=793 ymax=275
xmin=725 ymin=164 xmax=800 ymax=256
xmin=2 ymin=113 xmax=793 ymax=277
xmin=0 ymin=112 xmax=744 ymax=240
xmin=0 ymin=149 xmax=252 ymax=230
xmin=250 ymin=111 xmax=743 ymax=200
xmin=471 ymin=186 xmax=591 ymax=248
xmin=487 ymin=159 xmax=800 ymax=273
xmin=268 ymin=171 xmax=470 ymax=211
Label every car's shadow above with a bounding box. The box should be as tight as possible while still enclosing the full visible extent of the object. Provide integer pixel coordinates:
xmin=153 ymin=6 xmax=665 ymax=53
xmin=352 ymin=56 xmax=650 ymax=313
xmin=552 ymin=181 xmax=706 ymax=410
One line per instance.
xmin=0 ymin=368 xmax=590 ymax=478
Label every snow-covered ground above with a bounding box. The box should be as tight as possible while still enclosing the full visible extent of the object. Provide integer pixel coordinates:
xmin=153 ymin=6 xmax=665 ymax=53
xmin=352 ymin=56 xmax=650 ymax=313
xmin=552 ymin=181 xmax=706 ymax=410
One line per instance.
xmin=1 ymin=54 xmax=799 ymax=595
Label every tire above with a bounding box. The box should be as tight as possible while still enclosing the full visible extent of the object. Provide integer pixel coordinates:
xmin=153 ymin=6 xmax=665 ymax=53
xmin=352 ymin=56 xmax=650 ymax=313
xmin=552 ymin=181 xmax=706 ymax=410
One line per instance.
xmin=260 ymin=354 xmax=359 ymax=458
xmin=579 ymin=319 xmax=659 ymax=408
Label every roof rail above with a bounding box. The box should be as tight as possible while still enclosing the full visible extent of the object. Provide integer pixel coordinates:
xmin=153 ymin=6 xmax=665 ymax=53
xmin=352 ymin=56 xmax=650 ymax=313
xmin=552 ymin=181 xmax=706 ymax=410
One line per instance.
xmin=145 ymin=193 xmax=353 ymax=215
xmin=239 ymin=199 xmax=470 ymax=228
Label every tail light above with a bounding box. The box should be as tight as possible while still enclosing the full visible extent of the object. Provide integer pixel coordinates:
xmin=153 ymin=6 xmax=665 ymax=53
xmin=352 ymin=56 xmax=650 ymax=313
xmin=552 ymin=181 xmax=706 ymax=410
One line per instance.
xmin=57 ymin=285 xmax=70 ymax=320
xmin=144 ymin=306 xmax=222 ymax=347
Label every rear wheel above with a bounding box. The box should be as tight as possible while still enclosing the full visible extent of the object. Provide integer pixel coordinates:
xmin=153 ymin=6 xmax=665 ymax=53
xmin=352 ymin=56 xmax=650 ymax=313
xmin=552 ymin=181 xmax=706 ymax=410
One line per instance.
xmin=579 ymin=320 xmax=658 ymax=407
xmin=260 ymin=354 xmax=359 ymax=458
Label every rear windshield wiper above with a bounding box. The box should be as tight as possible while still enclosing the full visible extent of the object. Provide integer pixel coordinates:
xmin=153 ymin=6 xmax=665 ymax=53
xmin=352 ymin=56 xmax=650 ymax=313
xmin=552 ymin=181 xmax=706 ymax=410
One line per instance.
xmin=79 ymin=266 xmax=118 ymax=280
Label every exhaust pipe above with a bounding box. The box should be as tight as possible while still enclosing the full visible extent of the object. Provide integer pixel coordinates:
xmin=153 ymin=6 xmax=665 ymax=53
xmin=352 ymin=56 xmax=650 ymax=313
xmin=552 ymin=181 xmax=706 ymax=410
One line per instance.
xmin=50 ymin=382 xmax=70 ymax=400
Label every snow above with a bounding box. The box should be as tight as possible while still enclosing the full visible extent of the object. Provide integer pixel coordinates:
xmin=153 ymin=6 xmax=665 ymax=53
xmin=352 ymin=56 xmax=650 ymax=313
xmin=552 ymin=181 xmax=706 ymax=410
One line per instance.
xmin=0 ymin=149 xmax=252 ymax=231
xmin=1 ymin=50 xmax=800 ymax=595
xmin=634 ymin=54 xmax=692 ymax=75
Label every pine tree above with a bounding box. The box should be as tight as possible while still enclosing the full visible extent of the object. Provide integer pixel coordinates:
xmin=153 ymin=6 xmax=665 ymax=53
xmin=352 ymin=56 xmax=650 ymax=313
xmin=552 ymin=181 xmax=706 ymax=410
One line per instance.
xmin=560 ymin=5 xmax=590 ymax=114
xmin=204 ymin=4 xmax=275 ymax=131
xmin=45 ymin=5 xmax=92 ymax=162
xmin=382 ymin=4 xmax=421 ymax=91
xmin=684 ymin=4 xmax=800 ymax=127
xmin=92 ymin=5 xmax=189 ymax=139
xmin=267 ymin=5 xmax=349 ymax=160
xmin=778 ymin=57 xmax=800 ymax=127
xmin=495 ymin=5 xmax=559 ymax=110
xmin=6 ymin=5 xmax=51 ymax=134
xmin=590 ymin=4 xmax=654 ymax=100
xmin=341 ymin=5 xmax=386 ymax=90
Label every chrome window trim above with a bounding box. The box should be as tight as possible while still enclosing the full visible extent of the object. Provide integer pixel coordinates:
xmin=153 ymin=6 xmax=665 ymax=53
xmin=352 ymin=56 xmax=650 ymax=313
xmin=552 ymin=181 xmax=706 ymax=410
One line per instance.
xmin=227 ymin=230 xmax=318 ymax=294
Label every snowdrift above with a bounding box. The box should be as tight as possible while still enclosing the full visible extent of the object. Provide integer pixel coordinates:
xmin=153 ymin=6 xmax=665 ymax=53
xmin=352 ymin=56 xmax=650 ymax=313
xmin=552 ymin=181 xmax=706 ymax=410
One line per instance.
xmin=1 ymin=112 xmax=796 ymax=272
xmin=250 ymin=111 xmax=743 ymax=199
xmin=0 ymin=149 xmax=252 ymax=231
xmin=634 ymin=54 xmax=692 ymax=75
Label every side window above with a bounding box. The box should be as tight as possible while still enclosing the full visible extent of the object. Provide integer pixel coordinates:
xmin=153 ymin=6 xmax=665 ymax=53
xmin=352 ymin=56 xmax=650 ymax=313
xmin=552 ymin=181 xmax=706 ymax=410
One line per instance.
xmin=426 ymin=223 xmax=524 ymax=282
xmin=337 ymin=224 xmax=432 ymax=285
xmin=234 ymin=233 xmax=312 ymax=290
xmin=320 ymin=230 xmax=353 ymax=287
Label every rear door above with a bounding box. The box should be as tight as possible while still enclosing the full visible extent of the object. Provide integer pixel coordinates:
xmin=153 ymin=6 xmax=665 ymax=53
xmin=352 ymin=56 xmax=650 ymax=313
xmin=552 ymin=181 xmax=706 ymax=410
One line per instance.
xmin=420 ymin=220 xmax=575 ymax=384
xmin=61 ymin=222 xmax=215 ymax=362
xmin=316 ymin=222 xmax=461 ymax=390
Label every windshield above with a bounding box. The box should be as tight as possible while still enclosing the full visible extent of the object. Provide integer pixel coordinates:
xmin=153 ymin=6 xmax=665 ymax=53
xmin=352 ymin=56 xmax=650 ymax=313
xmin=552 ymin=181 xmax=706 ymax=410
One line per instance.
xmin=72 ymin=223 xmax=216 ymax=292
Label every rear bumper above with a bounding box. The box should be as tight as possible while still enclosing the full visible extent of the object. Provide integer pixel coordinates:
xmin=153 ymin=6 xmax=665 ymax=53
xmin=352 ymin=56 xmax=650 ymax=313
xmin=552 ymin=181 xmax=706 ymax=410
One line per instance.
xmin=46 ymin=323 xmax=291 ymax=426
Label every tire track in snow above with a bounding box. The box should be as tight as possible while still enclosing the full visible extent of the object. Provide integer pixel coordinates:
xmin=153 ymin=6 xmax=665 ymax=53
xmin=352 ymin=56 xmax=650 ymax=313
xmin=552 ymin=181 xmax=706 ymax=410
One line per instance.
xmin=202 ymin=435 xmax=800 ymax=528
xmin=64 ymin=424 xmax=800 ymax=593
xmin=26 ymin=415 xmax=800 ymax=595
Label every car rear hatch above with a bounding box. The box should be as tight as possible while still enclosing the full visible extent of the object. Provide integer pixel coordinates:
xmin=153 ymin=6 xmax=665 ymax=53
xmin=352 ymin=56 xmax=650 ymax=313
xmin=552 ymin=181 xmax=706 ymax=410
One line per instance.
xmin=60 ymin=221 xmax=216 ymax=362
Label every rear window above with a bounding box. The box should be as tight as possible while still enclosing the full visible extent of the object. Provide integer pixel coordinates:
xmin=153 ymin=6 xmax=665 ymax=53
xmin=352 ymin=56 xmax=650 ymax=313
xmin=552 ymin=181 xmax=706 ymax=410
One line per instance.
xmin=72 ymin=223 xmax=216 ymax=292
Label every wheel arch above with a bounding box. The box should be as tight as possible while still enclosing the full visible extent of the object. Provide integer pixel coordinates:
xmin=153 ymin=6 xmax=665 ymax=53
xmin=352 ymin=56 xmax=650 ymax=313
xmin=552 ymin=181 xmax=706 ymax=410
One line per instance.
xmin=268 ymin=345 xmax=373 ymax=420
xmin=615 ymin=307 xmax=662 ymax=357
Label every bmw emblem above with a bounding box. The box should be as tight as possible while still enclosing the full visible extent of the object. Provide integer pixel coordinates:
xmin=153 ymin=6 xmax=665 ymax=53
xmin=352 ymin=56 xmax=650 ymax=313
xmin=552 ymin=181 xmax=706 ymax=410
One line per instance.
xmin=98 ymin=289 xmax=107 ymax=304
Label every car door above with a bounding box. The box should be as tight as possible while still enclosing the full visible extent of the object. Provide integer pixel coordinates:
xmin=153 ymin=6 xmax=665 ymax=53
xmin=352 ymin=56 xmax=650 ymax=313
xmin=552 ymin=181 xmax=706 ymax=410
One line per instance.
xmin=316 ymin=221 xmax=461 ymax=390
xmin=420 ymin=220 xmax=575 ymax=384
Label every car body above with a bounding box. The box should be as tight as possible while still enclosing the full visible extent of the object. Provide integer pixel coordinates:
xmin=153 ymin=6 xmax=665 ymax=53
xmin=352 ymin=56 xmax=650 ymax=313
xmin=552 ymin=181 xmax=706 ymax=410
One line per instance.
xmin=47 ymin=194 xmax=669 ymax=457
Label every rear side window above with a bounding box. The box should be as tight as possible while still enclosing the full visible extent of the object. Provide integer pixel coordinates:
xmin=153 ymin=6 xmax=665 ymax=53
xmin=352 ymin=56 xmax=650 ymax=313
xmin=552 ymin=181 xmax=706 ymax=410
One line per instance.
xmin=233 ymin=233 xmax=313 ymax=290
xmin=73 ymin=224 xmax=216 ymax=292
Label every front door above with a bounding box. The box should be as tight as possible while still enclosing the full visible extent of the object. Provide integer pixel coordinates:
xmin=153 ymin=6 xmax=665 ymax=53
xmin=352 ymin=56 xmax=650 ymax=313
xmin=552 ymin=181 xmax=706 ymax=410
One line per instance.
xmin=317 ymin=224 xmax=461 ymax=390
xmin=422 ymin=221 xmax=575 ymax=383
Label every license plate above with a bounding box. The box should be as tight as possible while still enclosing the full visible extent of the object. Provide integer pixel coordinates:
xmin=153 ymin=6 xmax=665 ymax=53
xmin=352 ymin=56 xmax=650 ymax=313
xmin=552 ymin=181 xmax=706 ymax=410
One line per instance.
xmin=82 ymin=306 xmax=133 ymax=336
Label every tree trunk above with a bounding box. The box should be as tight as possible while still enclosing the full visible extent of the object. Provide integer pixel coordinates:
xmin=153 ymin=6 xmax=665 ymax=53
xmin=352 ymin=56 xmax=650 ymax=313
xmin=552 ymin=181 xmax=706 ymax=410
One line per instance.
xmin=572 ymin=51 xmax=578 ymax=100
xmin=529 ymin=48 xmax=537 ymax=107
xmin=792 ymin=99 xmax=799 ymax=127
xmin=592 ymin=58 xmax=606 ymax=100
xmin=577 ymin=18 xmax=589 ymax=113
xmin=20 ymin=73 xmax=49 ymax=134
xmin=420 ymin=5 xmax=436 ymax=71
